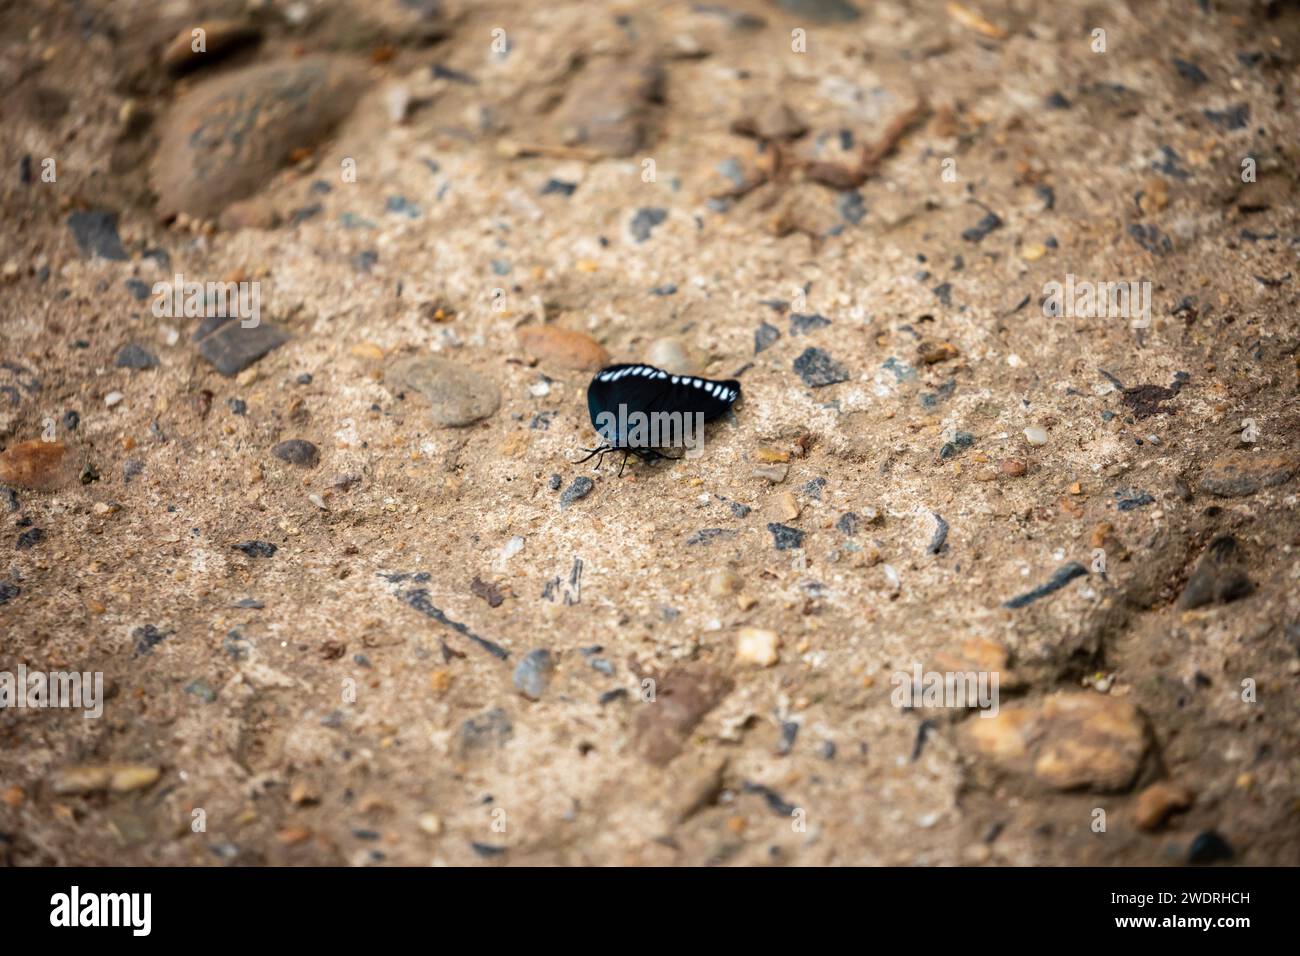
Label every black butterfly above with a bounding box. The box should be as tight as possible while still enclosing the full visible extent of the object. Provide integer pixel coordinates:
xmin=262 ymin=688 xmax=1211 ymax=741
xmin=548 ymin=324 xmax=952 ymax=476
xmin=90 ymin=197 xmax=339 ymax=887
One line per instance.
xmin=576 ymin=363 xmax=742 ymax=474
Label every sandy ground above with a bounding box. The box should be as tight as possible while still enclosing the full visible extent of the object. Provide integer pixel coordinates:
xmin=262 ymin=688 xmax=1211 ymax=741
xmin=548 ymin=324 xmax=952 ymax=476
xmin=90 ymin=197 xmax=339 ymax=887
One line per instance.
xmin=1 ymin=0 xmax=1298 ymax=866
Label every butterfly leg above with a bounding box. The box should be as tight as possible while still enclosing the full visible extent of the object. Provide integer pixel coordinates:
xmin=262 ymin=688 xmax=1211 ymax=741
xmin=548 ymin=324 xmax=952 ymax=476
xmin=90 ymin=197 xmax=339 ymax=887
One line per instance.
xmin=571 ymin=445 xmax=613 ymax=466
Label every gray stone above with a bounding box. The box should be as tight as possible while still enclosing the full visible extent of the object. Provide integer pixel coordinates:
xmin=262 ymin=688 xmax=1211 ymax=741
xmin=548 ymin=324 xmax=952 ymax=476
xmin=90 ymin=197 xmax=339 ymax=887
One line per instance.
xmin=768 ymin=522 xmax=804 ymax=550
xmin=386 ymin=355 xmax=501 ymax=427
xmin=793 ymin=347 xmax=849 ymax=387
xmin=554 ymin=57 xmax=664 ymax=158
xmin=67 ymin=210 xmax=128 ymax=261
xmin=271 ymin=439 xmax=319 ymax=467
xmin=513 ymin=649 xmax=554 ymax=700
xmin=115 ymin=343 xmax=158 ymax=370
xmin=630 ymin=207 xmax=668 ymax=243
xmin=151 ymin=57 xmax=366 ymax=220
xmin=560 ymin=476 xmax=595 ymax=509
xmin=197 ymin=320 xmax=289 ymax=377
xmin=769 ymin=0 xmax=860 ymax=23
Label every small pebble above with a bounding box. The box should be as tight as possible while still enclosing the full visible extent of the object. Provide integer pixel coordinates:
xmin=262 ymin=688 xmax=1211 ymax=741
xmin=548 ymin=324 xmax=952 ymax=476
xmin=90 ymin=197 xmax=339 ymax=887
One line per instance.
xmin=1023 ymin=425 xmax=1048 ymax=446
xmin=115 ymin=343 xmax=158 ymax=370
xmin=271 ymin=439 xmax=320 ymax=467
xmin=513 ymin=648 xmax=554 ymax=700
xmin=767 ymin=522 xmax=804 ymax=550
xmin=735 ymin=627 xmax=780 ymax=667
xmin=560 ymin=476 xmax=594 ymax=509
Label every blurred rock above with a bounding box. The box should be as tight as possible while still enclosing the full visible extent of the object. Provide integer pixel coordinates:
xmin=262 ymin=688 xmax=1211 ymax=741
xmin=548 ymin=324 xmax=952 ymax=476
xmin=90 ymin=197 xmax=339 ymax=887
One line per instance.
xmin=161 ymin=20 xmax=259 ymax=73
xmin=0 ymin=439 xmax=75 ymax=491
xmin=553 ymin=56 xmax=663 ymax=157
xmin=517 ymin=326 xmax=609 ymax=370
xmin=963 ymin=692 xmax=1150 ymax=792
xmin=152 ymin=57 xmax=366 ymax=220
xmin=387 ymin=355 xmax=501 ymax=427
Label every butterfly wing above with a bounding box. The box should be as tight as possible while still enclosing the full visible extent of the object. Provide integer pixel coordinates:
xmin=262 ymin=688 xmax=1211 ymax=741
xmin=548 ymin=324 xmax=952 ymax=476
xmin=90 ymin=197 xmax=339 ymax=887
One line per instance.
xmin=642 ymin=374 xmax=740 ymax=423
xmin=587 ymin=364 xmax=672 ymax=446
xmin=588 ymin=364 xmax=741 ymax=450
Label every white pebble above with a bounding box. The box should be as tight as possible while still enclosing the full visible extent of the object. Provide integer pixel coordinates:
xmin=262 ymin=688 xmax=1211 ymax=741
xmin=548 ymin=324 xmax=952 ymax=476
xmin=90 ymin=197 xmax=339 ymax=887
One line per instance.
xmin=500 ymin=535 xmax=525 ymax=561
xmin=385 ymin=85 xmax=411 ymax=124
xmin=105 ymin=391 xmax=124 ymax=407
xmin=735 ymin=627 xmax=780 ymax=667
xmin=1024 ymin=425 xmax=1048 ymax=446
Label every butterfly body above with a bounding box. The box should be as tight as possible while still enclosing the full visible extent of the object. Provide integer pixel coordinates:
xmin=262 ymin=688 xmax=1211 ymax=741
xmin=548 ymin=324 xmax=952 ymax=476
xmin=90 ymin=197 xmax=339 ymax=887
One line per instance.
xmin=579 ymin=363 xmax=741 ymax=473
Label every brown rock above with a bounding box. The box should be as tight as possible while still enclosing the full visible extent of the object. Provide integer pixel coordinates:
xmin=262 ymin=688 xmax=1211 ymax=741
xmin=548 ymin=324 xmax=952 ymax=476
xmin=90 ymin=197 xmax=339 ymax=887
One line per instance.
xmin=1176 ymin=535 xmax=1253 ymax=609
xmin=731 ymin=97 xmax=807 ymax=140
xmin=963 ymin=692 xmax=1150 ymax=792
xmin=1198 ymin=452 xmax=1296 ymax=498
xmin=48 ymin=764 xmax=160 ymax=795
xmin=1134 ymin=781 xmax=1194 ymax=831
xmin=933 ymin=636 xmax=1023 ymax=690
xmin=635 ymin=666 xmax=733 ymax=766
xmin=706 ymin=569 xmax=743 ymax=596
xmin=917 ymin=340 xmax=959 ymax=364
xmin=553 ymin=57 xmax=664 ymax=157
xmin=162 ymin=20 xmax=259 ymax=73
xmin=0 ymin=439 xmax=74 ymax=491
xmin=999 ymin=458 xmax=1027 ymax=477
xmin=219 ymin=197 xmax=281 ymax=231
xmin=645 ymin=754 xmax=728 ymax=835
xmin=517 ymin=326 xmax=609 ymax=371
xmin=386 ymin=355 xmax=501 ymax=426
xmin=152 ymin=57 xmax=365 ymax=220
xmin=276 ymin=826 xmax=312 ymax=846
xmin=1089 ymin=521 xmax=1129 ymax=561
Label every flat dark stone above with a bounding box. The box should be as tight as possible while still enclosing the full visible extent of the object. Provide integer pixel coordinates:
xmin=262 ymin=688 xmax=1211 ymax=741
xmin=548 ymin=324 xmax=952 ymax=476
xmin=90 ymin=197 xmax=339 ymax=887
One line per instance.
xmin=793 ymin=347 xmax=849 ymax=387
xmin=769 ymin=0 xmax=860 ymax=23
xmin=560 ymin=476 xmax=594 ymax=508
xmin=67 ymin=209 xmax=128 ymax=261
xmin=115 ymin=343 xmax=159 ymax=370
xmin=197 ymin=320 xmax=289 ymax=377
xmin=233 ymin=540 xmax=278 ymax=558
xmin=630 ymin=207 xmax=668 ymax=243
xmin=767 ymin=522 xmax=804 ymax=550
xmin=271 ymin=439 xmax=319 ymax=467
xmin=962 ymin=211 xmax=1003 ymax=243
